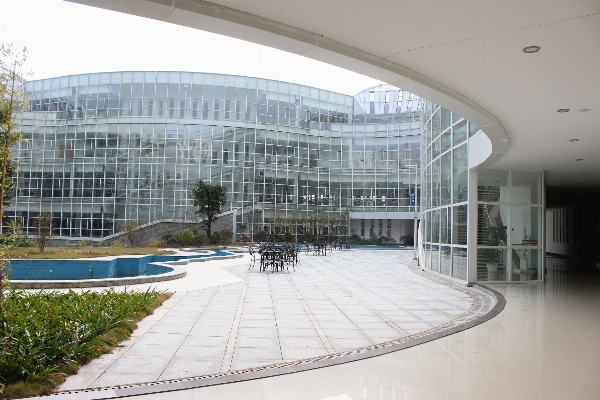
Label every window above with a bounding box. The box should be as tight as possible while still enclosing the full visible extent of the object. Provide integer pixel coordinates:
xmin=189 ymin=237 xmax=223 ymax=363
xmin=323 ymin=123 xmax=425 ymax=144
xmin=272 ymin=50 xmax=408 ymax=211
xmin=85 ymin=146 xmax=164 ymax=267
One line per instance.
xmin=361 ymin=219 xmax=365 ymax=236
xmin=387 ymin=219 xmax=392 ymax=237
xmin=378 ymin=220 xmax=383 ymax=236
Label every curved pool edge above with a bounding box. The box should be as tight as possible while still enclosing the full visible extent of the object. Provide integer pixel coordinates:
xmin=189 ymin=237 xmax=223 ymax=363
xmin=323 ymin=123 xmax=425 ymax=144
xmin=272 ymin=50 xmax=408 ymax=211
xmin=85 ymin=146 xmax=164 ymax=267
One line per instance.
xmin=9 ymin=254 xmax=244 ymax=290
xmin=45 ymin=260 xmax=505 ymax=399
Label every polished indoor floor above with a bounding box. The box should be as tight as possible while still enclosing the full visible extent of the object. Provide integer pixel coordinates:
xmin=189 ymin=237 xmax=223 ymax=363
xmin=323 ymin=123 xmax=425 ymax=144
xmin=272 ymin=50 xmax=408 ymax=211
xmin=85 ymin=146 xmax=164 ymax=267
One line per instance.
xmin=124 ymin=256 xmax=600 ymax=399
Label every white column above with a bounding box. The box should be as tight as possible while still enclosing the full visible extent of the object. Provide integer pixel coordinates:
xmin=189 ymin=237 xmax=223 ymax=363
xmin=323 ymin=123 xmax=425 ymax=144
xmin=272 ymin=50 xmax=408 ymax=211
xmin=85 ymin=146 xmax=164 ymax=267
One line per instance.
xmin=467 ymin=168 xmax=478 ymax=283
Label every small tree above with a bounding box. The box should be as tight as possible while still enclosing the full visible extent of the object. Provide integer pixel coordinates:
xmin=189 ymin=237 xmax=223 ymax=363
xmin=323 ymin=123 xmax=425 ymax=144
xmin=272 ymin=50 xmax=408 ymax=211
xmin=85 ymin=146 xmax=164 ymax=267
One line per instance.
xmin=0 ymin=44 xmax=28 ymax=234
xmin=34 ymin=213 xmax=54 ymax=253
xmin=122 ymin=221 xmax=141 ymax=247
xmin=190 ymin=179 xmax=227 ymax=237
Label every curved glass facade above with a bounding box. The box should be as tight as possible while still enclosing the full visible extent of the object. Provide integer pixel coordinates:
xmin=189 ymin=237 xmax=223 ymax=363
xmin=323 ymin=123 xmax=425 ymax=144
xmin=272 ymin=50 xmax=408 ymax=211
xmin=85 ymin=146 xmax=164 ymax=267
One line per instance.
xmin=11 ymin=72 xmax=421 ymax=240
xmin=420 ymin=101 xmax=481 ymax=280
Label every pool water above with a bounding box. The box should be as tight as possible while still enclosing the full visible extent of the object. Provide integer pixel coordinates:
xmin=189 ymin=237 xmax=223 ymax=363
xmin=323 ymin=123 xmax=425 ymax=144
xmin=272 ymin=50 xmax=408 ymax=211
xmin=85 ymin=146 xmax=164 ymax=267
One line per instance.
xmin=8 ymin=249 xmax=232 ymax=280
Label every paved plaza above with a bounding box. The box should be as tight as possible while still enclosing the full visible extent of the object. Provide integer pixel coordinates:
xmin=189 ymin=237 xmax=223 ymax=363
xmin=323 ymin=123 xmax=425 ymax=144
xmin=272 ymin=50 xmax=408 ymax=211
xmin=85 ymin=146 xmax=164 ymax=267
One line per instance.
xmin=59 ymin=249 xmax=475 ymax=391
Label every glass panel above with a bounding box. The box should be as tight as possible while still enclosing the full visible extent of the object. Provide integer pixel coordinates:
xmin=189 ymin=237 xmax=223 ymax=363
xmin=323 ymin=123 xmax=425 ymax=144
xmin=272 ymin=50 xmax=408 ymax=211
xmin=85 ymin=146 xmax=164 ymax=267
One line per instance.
xmin=453 ymin=120 xmax=467 ymax=146
xmin=452 ymin=205 xmax=467 ymax=245
xmin=431 ymin=244 xmax=440 ymax=272
xmin=441 ymin=152 xmax=451 ymax=205
xmin=453 ymin=145 xmax=468 ymax=203
xmin=441 ymin=207 xmax=451 ymax=244
xmin=440 ymin=246 xmax=451 ymax=276
xmin=477 ymin=204 xmax=508 ymax=245
xmin=452 ymin=247 xmax=467 ymax=280
xmin=510 ymin=206 xmax=541 ymax=246
xmin=511 ymin=248 xmax=541 ymax=281
xmin=432 ymin=209 xmax=440 ymax=243
xmin=441 ymin=108 xmax=451 ymax=132
xmin=441 ymin=130 xmax=452 ymax=153
xmin=477 ymin=248 xmax=507 ymax=281
xmin=432 ymin=159 xmax=440 ymax=207
xmin=511 ymin=171 xmax=542 ymax=204
xmin=478 ymin=169 xmax=509 ymax=202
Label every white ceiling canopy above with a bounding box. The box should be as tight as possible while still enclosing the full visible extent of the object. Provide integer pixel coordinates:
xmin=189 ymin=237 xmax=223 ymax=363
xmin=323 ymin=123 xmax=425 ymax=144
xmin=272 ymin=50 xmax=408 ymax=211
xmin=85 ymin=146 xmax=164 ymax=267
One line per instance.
xmin=69 ymin=0 xmax=600 ymax=187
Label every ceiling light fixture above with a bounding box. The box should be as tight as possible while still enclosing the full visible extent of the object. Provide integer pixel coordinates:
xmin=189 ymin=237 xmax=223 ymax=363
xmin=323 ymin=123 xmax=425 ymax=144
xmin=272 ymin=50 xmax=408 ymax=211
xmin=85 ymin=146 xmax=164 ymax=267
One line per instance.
xmin=523 ymin=46 xmax=540 ymax=53
xmin=557 ymin=109 xmax=570 ymax=113
xmin=579 ymin=183 xmax=585 ymax=185
xmin=569 ymin=139 xmax=579 ymax=142
xmin=579 ymin=108 xmax=591 ymax=112
xmin=583 ymin=173 xmax=589 ymax=175
xmin=576 ymin=159 xmax=584 ymax=161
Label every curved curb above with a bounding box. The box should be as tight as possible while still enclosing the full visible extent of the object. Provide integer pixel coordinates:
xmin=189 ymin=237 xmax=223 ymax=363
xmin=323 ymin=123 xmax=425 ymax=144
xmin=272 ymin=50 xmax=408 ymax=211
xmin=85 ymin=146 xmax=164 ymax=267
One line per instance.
xmin=43 ymin=264 xmax=505 ymax=400
xmin=10 ymin=254 xmax=243 ymax=290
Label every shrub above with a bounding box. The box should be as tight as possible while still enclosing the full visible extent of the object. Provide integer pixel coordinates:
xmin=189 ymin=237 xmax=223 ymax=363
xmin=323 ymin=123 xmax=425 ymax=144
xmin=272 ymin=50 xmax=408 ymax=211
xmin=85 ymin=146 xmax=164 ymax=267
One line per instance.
xmin=121 ymin=221 xmax=141 ymax=247
xmin=253 ymin=231 xmax=266 ymax=242
xmin=148 ymin=238 xmax=161 ymax=248
xmin=79 ymin=238 xmax=90 ymax=248
xmin=98 ymin=239 xmax=106 ymax=247
xmin=377 ymin=236 xmax=398 ymax=245
xmin=399 ymin=235 xmax=414 ymax=245
xmin=210 ymin=231 xmax=222 ymax=245
xmin=282 ymin=231 xmax=294 ymax=243
xmin=176 ymin=229 xmax=196 ymax=246
xmin=161 ymin=233 xmax=179 ymax=245
xmin=111 ymin=240 xmax=124 ymax=248
xmin=220 ymin=229 xmax=233 ymax=244
xmin=0 ymin=287 xmax=162 ymax=391
xmin=194 ymin=234 xmax=210 ymax=246
xmin=239 ymin=234 xmax=249 ymax=244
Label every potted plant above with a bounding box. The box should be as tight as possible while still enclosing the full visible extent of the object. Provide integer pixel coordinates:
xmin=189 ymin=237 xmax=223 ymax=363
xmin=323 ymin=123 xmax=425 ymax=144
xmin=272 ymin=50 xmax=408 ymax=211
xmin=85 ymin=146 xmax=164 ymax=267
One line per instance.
xmin=478 ymin=226 xmax=506 ymax=280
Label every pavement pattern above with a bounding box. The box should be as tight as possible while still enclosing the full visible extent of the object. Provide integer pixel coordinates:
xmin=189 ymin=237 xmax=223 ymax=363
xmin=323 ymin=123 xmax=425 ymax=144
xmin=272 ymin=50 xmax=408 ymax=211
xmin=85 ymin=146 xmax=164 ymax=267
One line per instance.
xmin=59 ymin=249 xmax=474 ymax=391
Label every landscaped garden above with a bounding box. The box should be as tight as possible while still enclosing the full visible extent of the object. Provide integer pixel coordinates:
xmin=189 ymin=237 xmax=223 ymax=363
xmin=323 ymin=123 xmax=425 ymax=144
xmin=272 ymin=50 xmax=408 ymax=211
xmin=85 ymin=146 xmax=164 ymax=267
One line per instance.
xmin=0 ymin=287 xmax=170 ymax=399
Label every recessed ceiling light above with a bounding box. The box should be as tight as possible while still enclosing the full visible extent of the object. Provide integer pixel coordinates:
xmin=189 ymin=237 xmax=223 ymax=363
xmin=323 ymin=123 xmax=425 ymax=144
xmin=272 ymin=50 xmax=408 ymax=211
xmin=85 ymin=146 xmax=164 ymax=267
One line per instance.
xmin=579 ymin=183 xmax=585 ymax=185
xmin=557 ymin=109 xmax=570 ymax=113
xmin=569 ymin=139 xmax=579 ymax=142
xmin=523 ymin=46 xmax=540 ymax=53
xmin=583 ymin=173 xmax=589 ymax=175
xmin=579 ymin=108 xmax=591 ymax=112
xmin=576 ymin=159 xmax=584 ymax=161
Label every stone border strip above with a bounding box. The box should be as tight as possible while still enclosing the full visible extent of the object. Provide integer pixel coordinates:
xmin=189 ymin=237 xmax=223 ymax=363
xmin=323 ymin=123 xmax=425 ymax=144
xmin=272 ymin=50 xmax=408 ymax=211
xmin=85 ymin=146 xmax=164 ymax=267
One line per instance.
xmin=220 ymin=273 xmax=250 ymax=372
xmin=11 ymin=254 xmax=242 ymax=289
xmin=41 ymin=262 xmax=506 ymax=400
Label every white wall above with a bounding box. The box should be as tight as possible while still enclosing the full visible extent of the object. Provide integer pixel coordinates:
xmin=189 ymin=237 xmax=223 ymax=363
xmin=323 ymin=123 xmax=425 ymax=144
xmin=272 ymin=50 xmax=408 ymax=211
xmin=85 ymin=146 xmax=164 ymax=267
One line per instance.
xmin=350 ymin=218 xmax=414 ymax=242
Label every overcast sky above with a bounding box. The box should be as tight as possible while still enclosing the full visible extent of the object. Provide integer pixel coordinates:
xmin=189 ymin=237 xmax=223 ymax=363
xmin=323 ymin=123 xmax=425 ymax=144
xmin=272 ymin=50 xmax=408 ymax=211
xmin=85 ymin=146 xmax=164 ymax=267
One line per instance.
xmin=0 ymin=0 xmax=382 ymax=95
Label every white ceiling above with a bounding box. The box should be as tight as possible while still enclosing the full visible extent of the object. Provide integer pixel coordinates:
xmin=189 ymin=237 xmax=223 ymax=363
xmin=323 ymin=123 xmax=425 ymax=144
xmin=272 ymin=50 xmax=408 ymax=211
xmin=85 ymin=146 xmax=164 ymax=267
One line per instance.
xmin=69 ymin=0 xmax=600 ymax=187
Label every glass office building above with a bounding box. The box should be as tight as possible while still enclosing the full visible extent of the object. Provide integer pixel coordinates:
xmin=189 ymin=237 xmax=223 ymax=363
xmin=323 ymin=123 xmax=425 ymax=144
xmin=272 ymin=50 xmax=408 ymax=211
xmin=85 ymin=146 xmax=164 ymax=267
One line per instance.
xmin=10 ymin=72 xmax=421 ymax=241
xmin=8 ymin=71 xmax=543 ymax=283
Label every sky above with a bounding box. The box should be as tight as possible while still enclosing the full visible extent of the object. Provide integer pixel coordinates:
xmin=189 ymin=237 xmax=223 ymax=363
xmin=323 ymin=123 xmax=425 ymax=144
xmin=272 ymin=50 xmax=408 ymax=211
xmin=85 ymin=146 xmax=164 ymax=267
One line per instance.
xmin=0 ymin=0 xmax=382 ymax=95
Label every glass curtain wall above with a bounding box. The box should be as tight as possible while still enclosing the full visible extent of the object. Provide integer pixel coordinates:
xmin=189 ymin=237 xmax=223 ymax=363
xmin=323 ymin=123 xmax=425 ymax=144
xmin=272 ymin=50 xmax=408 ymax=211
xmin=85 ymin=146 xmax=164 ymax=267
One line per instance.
xmin=11 ymin=73 xmax=421 ymax=239
xmin=420 ymin=101 xmax=481 ymax=280
xmin=477 ymin=169 xmax=543 ymax=281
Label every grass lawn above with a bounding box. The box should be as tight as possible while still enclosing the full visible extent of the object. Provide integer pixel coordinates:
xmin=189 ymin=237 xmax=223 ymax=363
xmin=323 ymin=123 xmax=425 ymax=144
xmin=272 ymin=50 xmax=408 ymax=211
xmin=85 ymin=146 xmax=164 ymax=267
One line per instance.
xmin=6 ymin=247 xmax=176 ymax=259
xmin=0 ymin=287 xmax=171 ymax=399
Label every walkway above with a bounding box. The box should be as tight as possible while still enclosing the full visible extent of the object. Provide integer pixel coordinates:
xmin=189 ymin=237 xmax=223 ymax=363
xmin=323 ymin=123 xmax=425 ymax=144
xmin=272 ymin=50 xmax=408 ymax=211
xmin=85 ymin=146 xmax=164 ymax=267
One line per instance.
xmin=58 ymin=250 xmax=485 ymax=391
xmin=50 ymin=255 xmax=600 ymax=400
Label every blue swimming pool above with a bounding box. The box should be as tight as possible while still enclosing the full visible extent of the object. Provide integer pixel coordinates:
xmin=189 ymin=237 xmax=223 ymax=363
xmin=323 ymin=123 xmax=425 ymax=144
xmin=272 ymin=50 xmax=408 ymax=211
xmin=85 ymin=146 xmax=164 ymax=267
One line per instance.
xmin=8 ymin=249 xmax=232 ymax=280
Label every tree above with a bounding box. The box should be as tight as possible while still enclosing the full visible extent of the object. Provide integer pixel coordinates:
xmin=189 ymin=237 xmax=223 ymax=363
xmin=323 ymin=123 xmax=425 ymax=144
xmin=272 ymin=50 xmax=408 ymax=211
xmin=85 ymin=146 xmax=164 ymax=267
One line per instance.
xmin=122 ymin=221 xmax=141 ymax=247
xmin=0 ymin=44 xmax=28 ymax=234
xmin=34 ymin=213 xmax=54 ymax=253
xmin=190 ymin=179 xmax=227 ymax=237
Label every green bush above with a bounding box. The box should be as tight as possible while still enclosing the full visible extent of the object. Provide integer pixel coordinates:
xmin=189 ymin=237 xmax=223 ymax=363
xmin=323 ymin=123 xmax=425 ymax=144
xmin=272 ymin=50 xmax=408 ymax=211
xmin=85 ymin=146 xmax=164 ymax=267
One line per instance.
xmin=79 ymin=238 xmax=90 ymax=248
xmin=110 ymin=240 xmax=124 ymax=248
xmin=176 ymin=229 xmax=196 ymax=246
xmin=0 ymin=287 xmax=161 ymax=387
xmin=282 ymin=231 xmax=294 ymax=243
xmin=210 ymin=231 xmax=222 ymax=245
xmin=194 ymin=234 xmax=210 ymax=246
xmin=98 ymin=239 xmax=106 ymax=247
xmin=148 ymin=238 xmax=161 ymax=248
